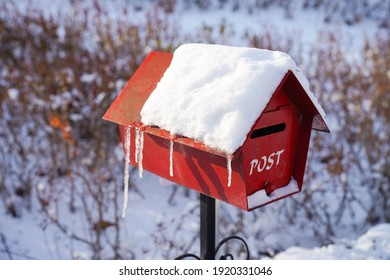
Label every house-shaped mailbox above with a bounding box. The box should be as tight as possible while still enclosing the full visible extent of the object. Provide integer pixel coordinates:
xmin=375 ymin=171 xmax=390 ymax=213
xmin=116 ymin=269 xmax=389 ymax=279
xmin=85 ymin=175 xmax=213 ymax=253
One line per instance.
xmin=103 ymin=44 xmax=329 ymax=211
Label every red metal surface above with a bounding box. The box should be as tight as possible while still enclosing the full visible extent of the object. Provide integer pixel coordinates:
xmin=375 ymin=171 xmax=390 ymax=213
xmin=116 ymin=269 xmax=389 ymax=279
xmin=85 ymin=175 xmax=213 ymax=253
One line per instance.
xmin=282 ymin=71 xmax=330 ymax=133
xmin=104 ymin=52 xmax=329 ymax=211
xmin=102 ymin=51 xmax=173 ymax=126
xmin=243 ymin=102 xmax=300 ymax=198
xmin=119 ymin=125 xmax=248 ymax=209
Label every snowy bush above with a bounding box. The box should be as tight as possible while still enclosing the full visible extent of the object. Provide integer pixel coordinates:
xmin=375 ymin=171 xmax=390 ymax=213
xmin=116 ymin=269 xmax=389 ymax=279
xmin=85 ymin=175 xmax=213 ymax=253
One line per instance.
xmin=0 ymin=1 xmax=179 ymax=259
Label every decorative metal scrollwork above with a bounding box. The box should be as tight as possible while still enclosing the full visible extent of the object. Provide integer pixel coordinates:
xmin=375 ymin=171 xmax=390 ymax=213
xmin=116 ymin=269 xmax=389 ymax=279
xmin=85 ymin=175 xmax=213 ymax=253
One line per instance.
xmin=175 ymin=235 xmax=250 ymax=260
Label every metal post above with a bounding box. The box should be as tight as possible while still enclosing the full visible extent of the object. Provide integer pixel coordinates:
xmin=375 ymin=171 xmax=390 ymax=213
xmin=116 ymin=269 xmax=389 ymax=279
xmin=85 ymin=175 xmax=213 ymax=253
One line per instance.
xmin=176 ymin=193 xmax=249 ymax=260
xmin=200 ymin=193 xmax=216 ymax=260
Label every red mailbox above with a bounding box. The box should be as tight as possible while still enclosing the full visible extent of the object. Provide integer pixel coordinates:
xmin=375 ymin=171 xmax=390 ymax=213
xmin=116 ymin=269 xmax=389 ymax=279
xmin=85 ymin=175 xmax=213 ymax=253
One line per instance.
xmin=103 ymin=44 xmax=329 ymax=211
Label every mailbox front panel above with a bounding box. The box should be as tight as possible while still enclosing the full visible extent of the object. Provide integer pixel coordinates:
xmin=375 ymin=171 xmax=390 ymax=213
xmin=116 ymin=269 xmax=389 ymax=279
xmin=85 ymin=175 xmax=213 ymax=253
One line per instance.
xmin=244 ymin=105 xmax=300 ymax=197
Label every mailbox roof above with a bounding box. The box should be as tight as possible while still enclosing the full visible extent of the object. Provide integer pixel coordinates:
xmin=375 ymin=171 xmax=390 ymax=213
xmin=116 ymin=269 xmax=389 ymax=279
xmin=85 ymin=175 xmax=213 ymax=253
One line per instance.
xmin=103 ymin=44 xmax=329 ymax=157
xmin=140 ymin=44 xmax=329 ymax=155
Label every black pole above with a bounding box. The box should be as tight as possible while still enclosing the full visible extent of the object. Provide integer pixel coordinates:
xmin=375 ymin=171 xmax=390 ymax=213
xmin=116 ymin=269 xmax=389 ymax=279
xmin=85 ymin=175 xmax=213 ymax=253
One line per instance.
xmin=176 ymin=193 xmax=250 ymax=260
xmin=200 ymin=193 xmax=216 ymax=260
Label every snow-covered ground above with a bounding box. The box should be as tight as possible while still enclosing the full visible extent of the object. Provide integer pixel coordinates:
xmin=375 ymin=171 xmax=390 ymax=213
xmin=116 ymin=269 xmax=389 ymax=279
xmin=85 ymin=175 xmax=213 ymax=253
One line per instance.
xmin=1 ymin=0 xmax=389 ymax=260
xmin=3 ymin=169 xmax=390 ymax=259
xmin=275 ymin=224 xmax=390 ymax=259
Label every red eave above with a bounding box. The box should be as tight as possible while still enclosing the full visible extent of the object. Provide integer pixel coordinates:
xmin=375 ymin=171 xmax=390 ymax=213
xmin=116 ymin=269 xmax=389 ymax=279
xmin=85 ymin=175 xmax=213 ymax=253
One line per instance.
xmin=144 ymin=126 xmax=235 ymax=158
xmin=102 ymin=51 xmax=173 ymax=126
xmin=282 ymin=70 xmax=330 ymax=133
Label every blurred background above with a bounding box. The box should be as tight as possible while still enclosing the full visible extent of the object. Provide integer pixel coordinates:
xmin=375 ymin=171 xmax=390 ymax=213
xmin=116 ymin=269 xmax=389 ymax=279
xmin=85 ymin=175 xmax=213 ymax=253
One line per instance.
xmin=0 ymin=0 xmax=389 ymax=259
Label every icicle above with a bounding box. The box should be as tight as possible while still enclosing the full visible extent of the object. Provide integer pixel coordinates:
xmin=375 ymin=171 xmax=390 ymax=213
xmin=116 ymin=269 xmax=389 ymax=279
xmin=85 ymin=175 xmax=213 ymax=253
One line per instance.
xmin=122 ymin=126 xmax=131 ymax=218
xmin=135 ymin=129 xmax=140 ymax=163
xmin=138 ymin=129 xmax=144 ymax=178
xmin=227 ymin=156 xmax=232 ymax=187
xmin=134 ymin=127 xmax=144 ymax=178
xmin=169 ymin=140 xmax=174 ymax=177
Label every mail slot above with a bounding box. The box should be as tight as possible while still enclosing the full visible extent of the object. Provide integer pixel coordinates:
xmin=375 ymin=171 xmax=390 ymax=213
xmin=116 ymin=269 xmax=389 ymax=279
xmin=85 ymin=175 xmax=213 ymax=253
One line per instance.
xmin=103 ymin=44 xmax=329 ymax=211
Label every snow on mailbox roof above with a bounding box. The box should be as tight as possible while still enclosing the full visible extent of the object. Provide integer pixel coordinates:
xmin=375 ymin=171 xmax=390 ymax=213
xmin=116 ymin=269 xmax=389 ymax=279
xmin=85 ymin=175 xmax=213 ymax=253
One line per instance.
xmin=141 ymin=43 xmax=326 ymax=155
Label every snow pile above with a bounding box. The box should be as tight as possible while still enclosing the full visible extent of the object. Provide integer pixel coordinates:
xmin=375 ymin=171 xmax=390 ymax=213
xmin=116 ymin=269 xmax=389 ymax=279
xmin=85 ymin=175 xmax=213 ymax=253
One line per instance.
xmin=141 ymin=43 xmax=323 ymax=154
xmin=274 ymin=224 xmax=390 ymax=260
xmin=7 ymin=88 xmax=19 ymax=100
xmin=247 ymin=178 xmax=299 ymax=209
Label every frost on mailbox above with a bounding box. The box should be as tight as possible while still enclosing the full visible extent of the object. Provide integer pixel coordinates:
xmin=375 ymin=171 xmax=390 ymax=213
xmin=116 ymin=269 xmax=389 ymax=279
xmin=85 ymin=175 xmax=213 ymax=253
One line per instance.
xmin=103 ymin=43 xmax=329 ymax=212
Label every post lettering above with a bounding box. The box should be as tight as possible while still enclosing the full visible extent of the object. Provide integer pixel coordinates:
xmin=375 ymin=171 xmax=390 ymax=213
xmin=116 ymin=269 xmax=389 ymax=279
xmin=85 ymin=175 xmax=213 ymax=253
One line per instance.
xmin=275 ymin=149 xmax=284 ymax=165
xmin=266 ymin=152 xmax=275 ymax=170
xmin=257 ymin=156 xmax=267 ymax=172
xmin=249 ymin=159 xmax=258 ymax=176
xmin=249 ymin=149 xmax=285 ymax=175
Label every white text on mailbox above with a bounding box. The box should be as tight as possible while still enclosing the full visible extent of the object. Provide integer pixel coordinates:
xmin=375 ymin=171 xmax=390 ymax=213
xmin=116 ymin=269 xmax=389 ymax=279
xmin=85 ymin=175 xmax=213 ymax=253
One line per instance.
xmin=249 ymin=149 xmax=285 ymax=175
